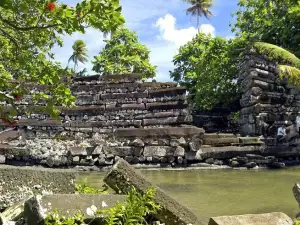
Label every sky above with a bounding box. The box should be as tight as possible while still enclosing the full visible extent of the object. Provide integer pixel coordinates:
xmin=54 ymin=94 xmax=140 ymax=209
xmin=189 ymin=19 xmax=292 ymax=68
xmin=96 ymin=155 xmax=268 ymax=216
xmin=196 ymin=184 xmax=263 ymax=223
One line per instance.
xmin=53 ymin=0 xmax=239 ymax=81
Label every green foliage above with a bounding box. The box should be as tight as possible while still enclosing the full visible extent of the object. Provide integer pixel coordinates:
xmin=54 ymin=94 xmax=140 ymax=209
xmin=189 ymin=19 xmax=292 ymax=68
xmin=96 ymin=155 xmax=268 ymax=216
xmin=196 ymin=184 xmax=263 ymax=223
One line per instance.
xmin=98 ymin=187 xmax=161 ymax=225
xmin=92 ymin=27 xmax=157 ymax=79
xmin=253 ymin=42 xmax=300 ymax=68
xmin=68 ymin=40 xmax=88 ymax=71
xmin=75 ymin=183 xmax=108 ymax=194
xmin=44 ymin=187 xmax=160 ymax=225
xmin=232 ymin=0 xmax=300 ymax=57
xmin=170 ymin=32 xmax=246 ymax=110
xmin=294 ymin=220 xmax=300 ymax=225
xmin=0 ymin=0 xmax=124 ymax=121
xmin=45 ymin=210 xmax=85 ymax=225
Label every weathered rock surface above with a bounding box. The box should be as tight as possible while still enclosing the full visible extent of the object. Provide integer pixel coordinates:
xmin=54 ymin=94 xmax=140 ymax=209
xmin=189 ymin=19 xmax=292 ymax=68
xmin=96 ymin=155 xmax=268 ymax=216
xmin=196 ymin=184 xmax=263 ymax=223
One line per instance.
xmin=103 ymin=159 xmax=203 ymax=225
xmin=208 ymin=212 xmax=293 ymax=225
xmin=293 ymin=183 xmax=300 ymax=208
xmin=0 ymin=166 xmax=76 ymax=210
xmin=23 ymin=194 xmax=126 ymax=225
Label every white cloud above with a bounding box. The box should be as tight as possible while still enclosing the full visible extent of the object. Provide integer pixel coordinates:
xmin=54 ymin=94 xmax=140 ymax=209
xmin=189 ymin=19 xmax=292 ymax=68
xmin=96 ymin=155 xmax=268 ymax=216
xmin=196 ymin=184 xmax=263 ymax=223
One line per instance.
xmin=155 ymin=14 xmax=215 ymax=47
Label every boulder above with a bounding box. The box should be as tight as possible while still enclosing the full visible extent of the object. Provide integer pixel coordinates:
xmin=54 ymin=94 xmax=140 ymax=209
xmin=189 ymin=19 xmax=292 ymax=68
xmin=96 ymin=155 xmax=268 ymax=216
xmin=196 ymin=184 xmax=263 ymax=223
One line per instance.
xmin=208 ymin=212 xmax=293 ymax=225
xmin=143 ymin=146 xmax=172 ymax=157
xmin=174 ymin=146 xmax=185 ymax=157
xmin=103 ymin=159 xmax=203 ymax=225
xmin=23 ymin=194 xmax=126 ymax=225
xmin=189 ymin=137 xmax=202 ymax=152
xmin=130 ymin=139 xmax=144 ymax=147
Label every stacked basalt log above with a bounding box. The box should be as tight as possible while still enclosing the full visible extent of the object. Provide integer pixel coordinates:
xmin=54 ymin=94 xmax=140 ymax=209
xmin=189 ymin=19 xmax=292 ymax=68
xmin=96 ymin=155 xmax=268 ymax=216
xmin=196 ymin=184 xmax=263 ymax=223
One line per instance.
xmin=239 ymin=53 xmax=300 ymax=137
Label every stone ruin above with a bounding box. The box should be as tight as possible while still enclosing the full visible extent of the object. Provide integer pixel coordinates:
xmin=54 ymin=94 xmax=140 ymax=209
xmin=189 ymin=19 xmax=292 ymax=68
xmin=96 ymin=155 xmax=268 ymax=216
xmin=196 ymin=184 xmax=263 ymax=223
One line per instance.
xmin=0 ymin=74 xmax=207 ymax=168
xmin=0 ymin=52 xmax=300 ymax=169
xmin=239 ymin=52 xmax=300 ymax=158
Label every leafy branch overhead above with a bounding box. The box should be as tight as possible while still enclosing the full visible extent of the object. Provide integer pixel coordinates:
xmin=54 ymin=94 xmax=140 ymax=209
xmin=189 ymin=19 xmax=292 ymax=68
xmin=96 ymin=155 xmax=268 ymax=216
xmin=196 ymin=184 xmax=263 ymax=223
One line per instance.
xmin=0 ymin=0 xmax=124 ymax=123
xmin=92 ymin=27 xmax=157 ymax=79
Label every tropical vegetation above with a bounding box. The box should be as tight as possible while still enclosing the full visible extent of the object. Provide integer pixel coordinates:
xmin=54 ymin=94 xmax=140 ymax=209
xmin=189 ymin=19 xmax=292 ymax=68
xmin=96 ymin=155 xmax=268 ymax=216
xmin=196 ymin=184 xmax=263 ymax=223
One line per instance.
xmin=0 ymin=0 xmax=124 ymax=122
xmin=44 ymin=187 xmax=161 ymax=225
xmin=92 ymin=27 xmax=156 ymax=79
xmin=182 ymin=0 xmax=213 ymax=29
xmin=68 ymin=40 xmax=88 ymax=72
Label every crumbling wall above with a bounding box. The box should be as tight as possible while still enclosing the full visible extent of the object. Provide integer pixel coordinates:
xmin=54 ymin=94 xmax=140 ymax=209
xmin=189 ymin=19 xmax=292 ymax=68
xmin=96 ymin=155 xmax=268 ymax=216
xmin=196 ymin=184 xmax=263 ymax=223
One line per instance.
xmin=239 ymin=53 xmax=300 ymax=136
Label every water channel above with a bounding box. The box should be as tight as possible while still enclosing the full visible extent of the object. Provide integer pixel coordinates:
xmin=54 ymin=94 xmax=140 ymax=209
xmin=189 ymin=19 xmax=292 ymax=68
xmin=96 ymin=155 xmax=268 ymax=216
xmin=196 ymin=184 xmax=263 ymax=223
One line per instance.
xmin=78 ymin=167 xmax=300 ymax=224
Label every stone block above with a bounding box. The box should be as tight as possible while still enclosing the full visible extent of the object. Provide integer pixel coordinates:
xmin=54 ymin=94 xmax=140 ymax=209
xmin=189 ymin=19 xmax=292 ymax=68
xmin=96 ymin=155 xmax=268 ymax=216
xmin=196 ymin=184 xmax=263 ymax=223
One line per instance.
xmin=293 ymin=183 xmax=300 ymax=208
xmin=189 ymin=137 xmax=203 ymax=152
xmin=114 ymin=127 xmax=204 ymax=138
xmin=200 ymin=146 xmax=263 ymax=159
xmin=143 ymin=146 xmax=173 ymax=157
xmin=174 ymin=146 xmax=185 ymax=157
xmin=148 ymin=87 xmax=186 ymax=98
xmin=24 ymin=194 xmax=126 ymax=225
xmin=103 ymin=146 xmax=143 ymax=157
xmin=143 ymin=116 xmax=191 ymax=126
xmin=146 ymin=101 xmax=187 ymax=111
xmin=185 ymin=151 xmax=202 ymax=161
xmin=103 ymin=159 xmax=202 ymax=225
xmin=0 ymin=166 xmax=76 ymax=210
xmin=203 ymin=138 xmax=239 ymax=146
xmin=121 ymin=103 xmax=145 ymax=110
xmin=208 ymin=212 xmax=293 ymax=225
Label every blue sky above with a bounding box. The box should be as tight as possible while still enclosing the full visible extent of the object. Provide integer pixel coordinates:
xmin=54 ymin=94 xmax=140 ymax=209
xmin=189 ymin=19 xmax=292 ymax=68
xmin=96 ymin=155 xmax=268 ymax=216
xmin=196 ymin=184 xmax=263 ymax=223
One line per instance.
xmin=53 ymin=0 xmax=239 ymax=81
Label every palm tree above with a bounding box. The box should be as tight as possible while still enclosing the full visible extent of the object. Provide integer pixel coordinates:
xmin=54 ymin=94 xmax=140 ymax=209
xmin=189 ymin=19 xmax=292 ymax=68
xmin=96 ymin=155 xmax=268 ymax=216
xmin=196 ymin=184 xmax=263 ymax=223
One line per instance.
xmin=68 ymin=40 xmax=88 ymax=71
xmin=183 ymin=0 xmax=213 ymax=31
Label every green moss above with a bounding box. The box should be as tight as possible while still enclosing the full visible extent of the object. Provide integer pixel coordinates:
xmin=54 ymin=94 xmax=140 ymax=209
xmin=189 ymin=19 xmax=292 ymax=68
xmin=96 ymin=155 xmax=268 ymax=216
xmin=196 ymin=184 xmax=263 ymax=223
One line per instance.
xmin=253 ymin=42 xmax=300 ymax=68
xmin=278 ymin=65 xmax=300 ymax=87
xmin=294 ymin=220 xmax=300 ymax=225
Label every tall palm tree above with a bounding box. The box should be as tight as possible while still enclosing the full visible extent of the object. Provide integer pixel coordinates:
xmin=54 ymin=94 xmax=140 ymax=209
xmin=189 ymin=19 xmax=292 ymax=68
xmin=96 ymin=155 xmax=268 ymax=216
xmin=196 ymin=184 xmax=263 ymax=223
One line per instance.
xmin=183 ymin=0 xmax=213 ymax=31
xmin=68 ymin=40 xmax=88 ymax=71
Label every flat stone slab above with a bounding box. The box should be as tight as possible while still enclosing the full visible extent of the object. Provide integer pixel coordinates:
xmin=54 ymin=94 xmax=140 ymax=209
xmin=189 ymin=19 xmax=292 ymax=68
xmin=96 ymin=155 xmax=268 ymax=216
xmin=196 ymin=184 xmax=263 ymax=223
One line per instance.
xmin=24 ymin=194 xmax=126 ymax=225
xmin=114 ymin=127 xmax=204 ymax=138
xmin=103 ymin=158 xmax=203 ymax=225
xmin=200 ymin=146 xmax=263 ymax=159
xmin=0 ymin=166 xmax=76 ymax=210
xmin=208 ymin=212 xmax=293 ymax=225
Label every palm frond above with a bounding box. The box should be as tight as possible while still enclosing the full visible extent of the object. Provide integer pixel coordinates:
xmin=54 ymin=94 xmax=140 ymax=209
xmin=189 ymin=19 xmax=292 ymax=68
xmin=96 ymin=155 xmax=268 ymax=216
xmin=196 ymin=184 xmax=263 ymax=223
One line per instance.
xmin=278 ymin=64 xmax=300 ymax=87
xmin=253 ymin=42 xmax=300 ymax=68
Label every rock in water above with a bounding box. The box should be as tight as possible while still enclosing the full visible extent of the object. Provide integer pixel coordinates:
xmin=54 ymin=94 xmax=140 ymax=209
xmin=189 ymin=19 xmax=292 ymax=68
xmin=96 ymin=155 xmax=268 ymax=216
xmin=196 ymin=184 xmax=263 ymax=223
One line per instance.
xmin=293 ymin=183 xmax=300 ymax=208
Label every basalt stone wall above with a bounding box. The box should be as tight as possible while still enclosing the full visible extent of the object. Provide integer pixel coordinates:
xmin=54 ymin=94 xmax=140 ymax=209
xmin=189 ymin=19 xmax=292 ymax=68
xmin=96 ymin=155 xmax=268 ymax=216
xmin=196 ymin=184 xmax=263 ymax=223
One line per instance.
xmin=0 ymin=74 xmax=208 ymax=168
xmin=239 ymin=53 xmax=300 ymax=137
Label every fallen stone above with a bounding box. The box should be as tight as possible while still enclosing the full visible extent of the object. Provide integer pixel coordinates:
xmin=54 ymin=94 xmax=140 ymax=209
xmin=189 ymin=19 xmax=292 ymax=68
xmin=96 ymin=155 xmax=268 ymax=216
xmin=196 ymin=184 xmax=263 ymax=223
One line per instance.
xmin=189 ymin=137 xmax=202 ymax=152
xmin=174 ymin=146 xmax=185 ymax=157
xmin=0 ymin=198 xmax=27 ymax=225
xmin=23 ymin=194 xmax=126 ymax=225
xmin=245 ymin=162 xmax=257 ymax=168
xmin=293 ymin=183 xmax=300 ymax=208
xmin=0 ymin=166 xmax=76 ymax=210
xmin=143 ymin=146 xmax=172 ymax=157
xmin=130 ymin=139 xmax=144 ymax=147
xmin=205 ymin=158 xmax=214 ymax=164
xmin=185 ymin=151 xmax=202 ymax=161
xmin=103 ymin=159 xmax=202 ymax=225
xmin=208 ymin=212 xmax=293 ymax=225
xmin=270 ymin=162 xmax=285 ymax=169
xmin=201 ymin=146 xmax=263 ymax=159
xmin=203 ymin=138 xmax=239 ymax=146
xmin=0 ymin=155 xmax=5 ymax=164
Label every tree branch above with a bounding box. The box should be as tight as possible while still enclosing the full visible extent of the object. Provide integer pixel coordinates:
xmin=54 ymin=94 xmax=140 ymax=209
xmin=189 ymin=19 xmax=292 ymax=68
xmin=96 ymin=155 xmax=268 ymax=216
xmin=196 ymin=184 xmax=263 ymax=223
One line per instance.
xmin=0 ymin=13 xmax=58 ymax=31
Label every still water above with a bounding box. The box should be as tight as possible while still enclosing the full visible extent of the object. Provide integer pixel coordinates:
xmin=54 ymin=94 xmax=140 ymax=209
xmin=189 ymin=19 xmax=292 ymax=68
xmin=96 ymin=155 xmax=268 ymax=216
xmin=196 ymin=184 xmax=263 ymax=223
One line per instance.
xmin=78 ymin=167 xmax=300 ymax=223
